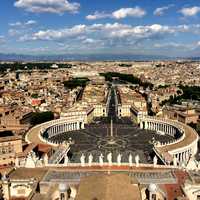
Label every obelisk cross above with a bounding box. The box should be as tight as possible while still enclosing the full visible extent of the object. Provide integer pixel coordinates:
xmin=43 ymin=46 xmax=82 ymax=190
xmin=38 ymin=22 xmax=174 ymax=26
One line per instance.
xmin=110 ymin=118 xmax=113 ymax=138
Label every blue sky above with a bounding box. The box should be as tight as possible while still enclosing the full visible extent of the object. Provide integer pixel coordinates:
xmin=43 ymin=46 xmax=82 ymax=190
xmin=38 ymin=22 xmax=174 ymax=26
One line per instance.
xmin=1 ymin=0 xmax=200 ymax=57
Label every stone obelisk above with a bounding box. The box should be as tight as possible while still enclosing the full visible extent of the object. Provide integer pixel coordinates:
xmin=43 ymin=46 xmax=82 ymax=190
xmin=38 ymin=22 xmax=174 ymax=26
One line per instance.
xmin=110 ymin=118 xmax=113 ymax=138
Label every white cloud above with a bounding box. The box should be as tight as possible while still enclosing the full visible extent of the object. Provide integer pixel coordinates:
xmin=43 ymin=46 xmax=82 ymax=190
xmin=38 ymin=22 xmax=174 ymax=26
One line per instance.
xmin=19 ymin=24 xmax=86 ymax=41
xmin=86 ymin=7 xmax=146 ymax=20
xmin=154 ymin=41 xmax=200 ymax=51
xmin=8 ymin=20 xmax=37 ymax=37
xmin=17 ymin=22 xmax=200 ymax=55
xmin=197 ymin=41 xmax=200 ymax=46
xmin=112 ymin=7 xmax=146 ymax=19
xmin=14 ymin=0 xmax=80 ymax=14
xmin=25 ymin=20 xmax=37 ymax=25
xmin=9 ymin=22 xmax=22 ymax=26
xmin=154 ymin=42 xmax=188 ymax=48
xmin=9 ymin=20 xmax=37 ymax=27
xmin=86 ymin=11 xmax=111 ymax=20
xmin=179 ymin=6 xmax=200 ymax=17
xmin=8 ymin=29 xmax=21 ymax=36
xmin=82 ymin=38 xmax=96 ymax=44
xmin=0 ymin=36 xmax=5 ymax=44
xmin=154 ymin=4 xmax=174 ymax=16
xmin=18 ymin=23 xmax=177 ymax=43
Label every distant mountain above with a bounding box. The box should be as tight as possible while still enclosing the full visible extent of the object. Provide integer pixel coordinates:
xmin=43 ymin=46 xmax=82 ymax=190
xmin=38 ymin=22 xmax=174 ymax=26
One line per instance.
xmin=0 ymin=53 xmax=175 ymax=62
xmin=186 ymin=57 xmax=200 ymax=61
xmin=1 ymin=53 xmax=200 ymax=61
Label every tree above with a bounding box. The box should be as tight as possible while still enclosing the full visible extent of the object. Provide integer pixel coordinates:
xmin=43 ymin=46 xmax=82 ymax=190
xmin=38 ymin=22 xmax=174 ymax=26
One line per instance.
xmin=196 ymin=123 xmax=200 ymax=135
xmin=64 ymin=78 xmax=89 ymax=90
xmin=30 ymin=112 xmax=54 ymax=125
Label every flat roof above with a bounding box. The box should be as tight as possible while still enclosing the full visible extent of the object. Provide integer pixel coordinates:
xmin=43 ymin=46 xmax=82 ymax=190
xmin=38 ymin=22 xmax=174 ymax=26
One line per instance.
xmin=9 ymin=168 xmax=48 ymax=180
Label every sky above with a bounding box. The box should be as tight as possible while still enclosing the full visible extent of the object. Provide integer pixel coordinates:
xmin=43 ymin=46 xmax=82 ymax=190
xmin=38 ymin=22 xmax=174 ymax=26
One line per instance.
xmin=1 ymin=0 xmax=200 ymax=57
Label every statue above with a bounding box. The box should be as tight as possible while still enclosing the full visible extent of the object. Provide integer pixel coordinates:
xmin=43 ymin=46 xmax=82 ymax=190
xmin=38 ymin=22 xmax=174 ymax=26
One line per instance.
xmin=181 ymin=162 xmax=186 ymax=169
xmin=43 ymin=154 xmax=48 ymax=166
xmin=25 ymin=151 xmax=37 ymax=168
xmin=135 ymin=154 xmax=140 ymax=167
xmin=80 ymin=153 xmax=85 ymax=167
xmin=36 ymin=159 xmax=43 ymax=167
xmin=64 ymin=155 xmax=69 ymax=165
xmin=107 ymin=152 xmax=112 ymax=166
xmin=117 ymin=154 xmax=122 ymax=166
xmin=129 ymin=154 xmax=133 ymax=167
xmin=153 ymin=156 xmax=158 ymax=167
xmin=99 ymin=153 xmax=104 ymax=166
xmin=88 ymin=153 xmax=93 ymax=167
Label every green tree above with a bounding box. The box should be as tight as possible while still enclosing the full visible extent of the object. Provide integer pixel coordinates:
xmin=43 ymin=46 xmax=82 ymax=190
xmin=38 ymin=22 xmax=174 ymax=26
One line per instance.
xmin=196 ymin=123 xmax=200 ymax=134
xmin=30 ymin=112 xmax=54 ymax=125
xmin=64 ymin=78 xmax=89 ymax=89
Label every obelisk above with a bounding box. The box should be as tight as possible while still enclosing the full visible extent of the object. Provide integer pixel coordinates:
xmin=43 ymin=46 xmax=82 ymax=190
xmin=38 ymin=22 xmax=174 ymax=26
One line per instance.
xmin=110 ymin=118 xmax=113 ymax=138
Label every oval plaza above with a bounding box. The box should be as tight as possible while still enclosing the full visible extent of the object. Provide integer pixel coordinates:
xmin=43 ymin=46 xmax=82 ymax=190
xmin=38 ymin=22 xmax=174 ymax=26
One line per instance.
xmin=26 ymin=84 xmax=199 ymax=167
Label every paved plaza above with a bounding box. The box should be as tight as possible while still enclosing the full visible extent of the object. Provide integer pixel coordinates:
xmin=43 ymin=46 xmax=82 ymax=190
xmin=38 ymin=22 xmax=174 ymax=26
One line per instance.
xmin=49 ymin=87 xmax=173 ymax=164
xmin=50 ymin=122 xmax=174 ymax=163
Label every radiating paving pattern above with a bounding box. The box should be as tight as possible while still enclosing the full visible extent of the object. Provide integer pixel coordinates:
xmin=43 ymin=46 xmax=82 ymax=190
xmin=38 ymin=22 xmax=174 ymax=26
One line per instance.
xmin=50 ymin=122 xmax=173 ymax=164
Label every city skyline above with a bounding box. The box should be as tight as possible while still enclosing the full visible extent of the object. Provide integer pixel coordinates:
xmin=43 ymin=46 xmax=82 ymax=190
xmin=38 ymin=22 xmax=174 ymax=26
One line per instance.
xmin=1 ymin=0 xmax=200 ymax=57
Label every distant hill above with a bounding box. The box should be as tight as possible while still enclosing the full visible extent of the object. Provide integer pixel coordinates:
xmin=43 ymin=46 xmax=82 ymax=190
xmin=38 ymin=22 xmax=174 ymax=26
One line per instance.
xmin=0 ymin=53 xmax=174 ymax=62
xmin=1 ymin=53 xmax=199 ymax=62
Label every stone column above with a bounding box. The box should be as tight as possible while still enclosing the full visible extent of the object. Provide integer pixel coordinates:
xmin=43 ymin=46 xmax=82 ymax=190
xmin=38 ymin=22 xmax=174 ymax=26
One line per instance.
xmin=64 ymin=124 xmax=67 ymax=132
xmin=82 ymin=122 xmax=85 ymax=129
xmin=173 ymin=155 xmax=177 ymax=167
xmin=144 ymin=121 xmax=148 ymax=129
xmin=151 ymin=122 xmax=153 ymax=130
xmin=77 ymin=122 xmax=79 ymax=130
xmin=140 ymin=121 xmax=143 ymax=129
xmin=181 ymin=152 xmax=184 ymax=163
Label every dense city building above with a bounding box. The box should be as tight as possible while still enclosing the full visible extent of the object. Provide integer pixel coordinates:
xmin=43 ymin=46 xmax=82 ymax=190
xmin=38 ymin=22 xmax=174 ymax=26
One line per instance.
xmin=0 ymin=61 xmax=199 ymax=200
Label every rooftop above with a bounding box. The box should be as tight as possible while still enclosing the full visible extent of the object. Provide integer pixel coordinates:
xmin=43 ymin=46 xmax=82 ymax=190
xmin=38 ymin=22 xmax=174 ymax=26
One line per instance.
xmin=76 ymin=174 xmax=141 ymax=200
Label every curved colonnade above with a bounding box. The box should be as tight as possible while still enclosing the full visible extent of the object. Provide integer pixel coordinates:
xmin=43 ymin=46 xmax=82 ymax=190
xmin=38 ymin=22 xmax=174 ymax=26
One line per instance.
xmin=25 ymin=116 xmax=85 ymax=146
xmin=140 ymin=117 xmax=199 ymax=165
